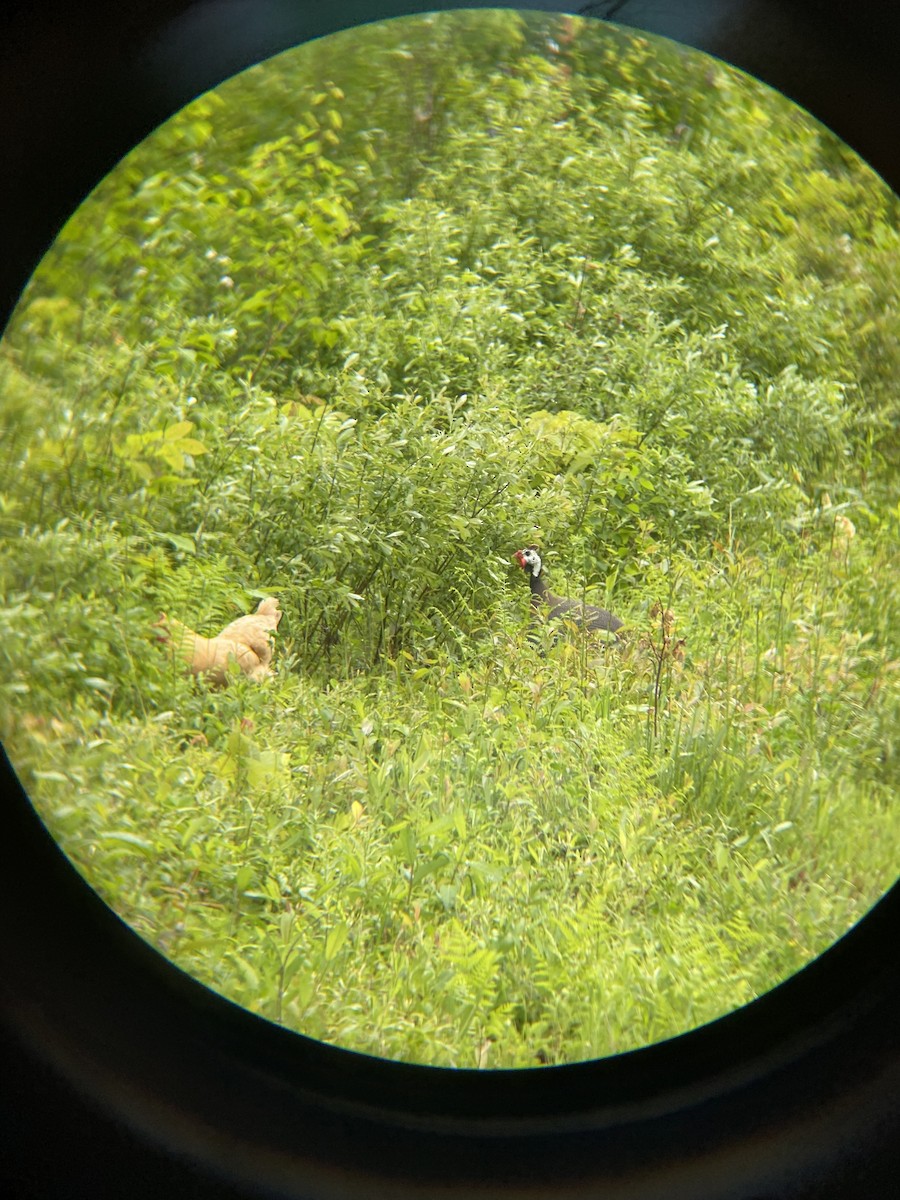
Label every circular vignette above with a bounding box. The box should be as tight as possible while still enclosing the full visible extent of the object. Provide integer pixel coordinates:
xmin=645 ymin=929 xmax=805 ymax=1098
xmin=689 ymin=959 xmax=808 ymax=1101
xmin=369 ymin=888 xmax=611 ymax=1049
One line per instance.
xmin=1 ymin=2 xmax=899 ymax=1199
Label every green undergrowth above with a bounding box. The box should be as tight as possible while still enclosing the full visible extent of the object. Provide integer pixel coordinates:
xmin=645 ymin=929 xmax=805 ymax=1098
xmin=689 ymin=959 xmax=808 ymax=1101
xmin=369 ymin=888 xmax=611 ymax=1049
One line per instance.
xmin=4 ymin=523 xmax=896 ymax=1068
xmin=2 ymin=10 xmax=898 ymax=1067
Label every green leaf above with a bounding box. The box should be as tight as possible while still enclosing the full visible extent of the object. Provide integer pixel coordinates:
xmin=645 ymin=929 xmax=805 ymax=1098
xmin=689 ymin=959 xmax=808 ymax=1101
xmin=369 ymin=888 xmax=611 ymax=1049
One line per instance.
xmin=393 ymin=824 xmax=417 ymax=864
xmin=412 ymin=853 xmax=450 ymax=886
xmin=97 ymin=831 xmax=153 ymax=852
xmin=324 ymin=922 xmax=349 ymax=962
xmin=158 ymin=532 xmax=196 ymax=554
xmin=164 ymin=421 xmax=195 ymax=440
xmin=294 ymin=972 xmax=315 ymax=1009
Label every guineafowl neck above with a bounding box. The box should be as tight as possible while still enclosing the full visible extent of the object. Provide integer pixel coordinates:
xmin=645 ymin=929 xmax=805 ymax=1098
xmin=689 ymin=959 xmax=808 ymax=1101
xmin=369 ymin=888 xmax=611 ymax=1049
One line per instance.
xmin=529 ymin=571 xmax=548 ymax=600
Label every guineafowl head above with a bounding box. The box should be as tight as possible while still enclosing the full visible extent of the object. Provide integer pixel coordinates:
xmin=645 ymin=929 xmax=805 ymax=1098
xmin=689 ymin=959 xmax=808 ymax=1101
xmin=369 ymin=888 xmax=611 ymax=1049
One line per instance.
xmin=514 ymin=546 xmax=543 ymax=577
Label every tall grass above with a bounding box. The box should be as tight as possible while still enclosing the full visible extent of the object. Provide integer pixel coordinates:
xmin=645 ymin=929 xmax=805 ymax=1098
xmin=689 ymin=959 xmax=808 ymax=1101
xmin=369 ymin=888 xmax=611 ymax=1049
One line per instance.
xmin=1 ymin=9 xmax=898 ymax=1067
xmin=4 ymin=514 xmax=896 ymax=1068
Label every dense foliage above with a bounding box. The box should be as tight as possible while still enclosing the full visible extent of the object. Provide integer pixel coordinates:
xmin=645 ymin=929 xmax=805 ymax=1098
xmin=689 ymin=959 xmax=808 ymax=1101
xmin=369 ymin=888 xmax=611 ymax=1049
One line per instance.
xmin=1 ymin=11 xmax=897 ymax=1067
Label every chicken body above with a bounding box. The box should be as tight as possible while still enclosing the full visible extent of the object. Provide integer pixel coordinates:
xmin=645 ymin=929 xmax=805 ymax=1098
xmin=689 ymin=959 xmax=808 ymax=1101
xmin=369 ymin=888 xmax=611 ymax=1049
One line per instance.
xmin=217 ymin=597 xmax=282 ymax=669
xmin=153 ymin=597 xmax=282 ymax=686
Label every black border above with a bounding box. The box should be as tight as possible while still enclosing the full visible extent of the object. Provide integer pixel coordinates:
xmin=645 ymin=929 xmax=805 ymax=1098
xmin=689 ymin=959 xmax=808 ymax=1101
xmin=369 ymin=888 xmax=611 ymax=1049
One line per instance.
xmin=2 ymin=4 xmax=898 ymax=1197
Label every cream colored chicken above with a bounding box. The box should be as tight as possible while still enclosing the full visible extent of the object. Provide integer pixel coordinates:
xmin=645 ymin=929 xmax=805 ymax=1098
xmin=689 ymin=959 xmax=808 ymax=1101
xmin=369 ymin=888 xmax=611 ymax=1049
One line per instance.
xmin=153 ymin=597 xmax=282 ymax=686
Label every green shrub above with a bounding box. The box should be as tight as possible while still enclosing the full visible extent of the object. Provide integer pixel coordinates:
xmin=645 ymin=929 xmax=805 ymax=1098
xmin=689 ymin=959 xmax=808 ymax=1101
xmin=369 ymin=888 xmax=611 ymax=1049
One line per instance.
xmin=2 ymin=10 xmax=897 ymax=1067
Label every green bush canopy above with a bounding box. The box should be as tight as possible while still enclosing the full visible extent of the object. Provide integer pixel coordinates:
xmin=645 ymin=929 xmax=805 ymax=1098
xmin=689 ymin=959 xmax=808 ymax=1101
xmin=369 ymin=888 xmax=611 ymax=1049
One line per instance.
xmin=1 ymin=12 xmax=897 ymax=1067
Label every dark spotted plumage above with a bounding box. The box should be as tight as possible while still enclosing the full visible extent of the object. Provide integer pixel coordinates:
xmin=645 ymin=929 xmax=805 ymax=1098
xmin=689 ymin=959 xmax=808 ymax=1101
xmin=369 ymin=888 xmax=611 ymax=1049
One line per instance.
xmin=514 ymin=546 xmax=622 ymax=637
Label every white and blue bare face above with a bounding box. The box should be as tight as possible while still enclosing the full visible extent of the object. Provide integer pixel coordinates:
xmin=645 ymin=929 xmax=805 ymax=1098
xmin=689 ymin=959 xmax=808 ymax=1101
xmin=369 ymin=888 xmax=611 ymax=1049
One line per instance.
xmin=515 ymin=547 xmax=543 ymax=577
xmin=513 ymin=547 xmax=542 ymax=578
